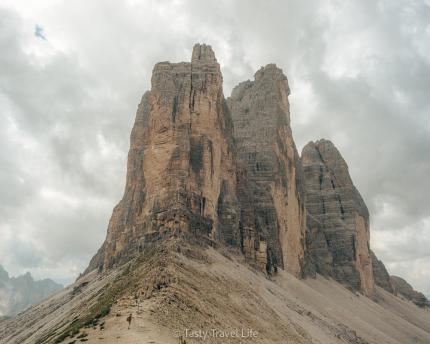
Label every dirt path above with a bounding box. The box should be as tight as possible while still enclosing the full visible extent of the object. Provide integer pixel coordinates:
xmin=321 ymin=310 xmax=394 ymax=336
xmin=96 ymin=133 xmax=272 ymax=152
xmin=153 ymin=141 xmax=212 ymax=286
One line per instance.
xmin=82 ymin=299 xmax=176 ymax=344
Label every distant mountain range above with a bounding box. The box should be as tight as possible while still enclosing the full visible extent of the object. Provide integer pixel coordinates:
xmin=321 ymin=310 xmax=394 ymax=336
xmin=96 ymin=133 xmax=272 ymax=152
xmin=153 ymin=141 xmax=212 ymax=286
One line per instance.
xmin=0 ymin=265 xmax=62 ymax=316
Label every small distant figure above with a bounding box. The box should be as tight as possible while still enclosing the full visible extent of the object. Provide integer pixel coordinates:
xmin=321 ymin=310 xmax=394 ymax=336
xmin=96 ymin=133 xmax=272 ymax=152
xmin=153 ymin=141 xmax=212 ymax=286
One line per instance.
xmin=126 ymin=313 xmax=132 ymax=329
xmin=179 ymin=335 xmax=187 ymax=344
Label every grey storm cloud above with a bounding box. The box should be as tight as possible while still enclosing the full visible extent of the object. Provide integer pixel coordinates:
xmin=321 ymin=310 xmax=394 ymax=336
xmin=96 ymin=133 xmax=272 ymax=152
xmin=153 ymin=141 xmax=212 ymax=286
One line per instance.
xmin=0 ymin=0 xmax=429 ymax=296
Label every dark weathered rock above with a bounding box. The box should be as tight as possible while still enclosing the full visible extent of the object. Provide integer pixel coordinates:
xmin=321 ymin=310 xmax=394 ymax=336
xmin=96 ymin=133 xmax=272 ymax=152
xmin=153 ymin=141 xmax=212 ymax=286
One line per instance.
xmin=370 ymin=250 xmax=394 ymax=293
xmin=87 ymin=44 xmax=239 ymax=272
xmin=390 ymin=276 xmax=429 ymax=308
xmin=228 ymin=65 xmax=308 ymax=277
xmin=302 ymin=140 xmax=374 ymax=295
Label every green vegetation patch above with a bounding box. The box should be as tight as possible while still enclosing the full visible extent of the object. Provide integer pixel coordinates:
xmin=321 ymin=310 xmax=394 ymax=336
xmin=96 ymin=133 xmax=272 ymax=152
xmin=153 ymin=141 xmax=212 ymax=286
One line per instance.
xmin=38 ymin=260 xmax=141 ymax=344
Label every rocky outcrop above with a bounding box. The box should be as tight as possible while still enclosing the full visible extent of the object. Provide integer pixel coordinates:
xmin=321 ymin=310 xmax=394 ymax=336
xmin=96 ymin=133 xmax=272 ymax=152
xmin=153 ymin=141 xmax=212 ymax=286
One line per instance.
xmin=4 ymin=41 xmax=430 ymax=344
xmin=87 ymin=44 xmax=239 ymax=272
xmin=390 ymin=276 xmax=429 ymax=308
xmin=0 ymin=265 xmax=62 ymax=316
xmin=87 ymin=51 xmax=311 ymax=278
xmin=371 ymin=253 xmax=429 ymax=307
xmin=302 ymin=140 xmax=374 ymax=295
xmin=84 ymin=44 xmax=428 ymax=305
xmin=228 ymin=65 xmax=308 ymax=277
xmin=370 ymin=250 xmax=394 ymax=293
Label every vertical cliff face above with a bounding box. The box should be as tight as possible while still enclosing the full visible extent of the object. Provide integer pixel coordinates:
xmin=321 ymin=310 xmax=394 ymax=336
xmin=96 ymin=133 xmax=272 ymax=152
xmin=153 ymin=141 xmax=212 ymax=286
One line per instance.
xmin=302 ymin=140 xmax=374 ymax=295
xmin=228 ymin=65 xmax=307 ymax=277
xmin=87 ymin=44 xmax=239 ymax=272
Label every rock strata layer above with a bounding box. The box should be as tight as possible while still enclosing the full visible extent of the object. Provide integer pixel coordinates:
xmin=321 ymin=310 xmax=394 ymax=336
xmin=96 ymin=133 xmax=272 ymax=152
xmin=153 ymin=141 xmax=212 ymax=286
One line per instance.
xmin=302 ymin=140 xmax=374 ymax=295
xmin=87 ymin=44 xmax=239 ymax=272
xmin=228 ymin=65 xmax=307 ymax=276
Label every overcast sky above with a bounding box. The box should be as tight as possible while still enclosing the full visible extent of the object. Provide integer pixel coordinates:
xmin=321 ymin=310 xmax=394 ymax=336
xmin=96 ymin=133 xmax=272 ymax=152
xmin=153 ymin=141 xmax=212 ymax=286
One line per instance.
xmin=0 ymin=0 xmax=429 ymax=296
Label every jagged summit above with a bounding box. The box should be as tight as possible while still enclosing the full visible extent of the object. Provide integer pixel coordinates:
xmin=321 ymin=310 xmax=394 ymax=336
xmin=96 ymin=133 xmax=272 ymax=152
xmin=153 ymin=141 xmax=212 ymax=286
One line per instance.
xmin=191 ymin=43 xmax=217 ymax=62
xmin=254 ymin=63 xmax=288 ymax=82
xmin=302 ymin=139 xmax=374 ymax=295
xmin=88 ymin=46 xmax=307 ymax=277
xmin=86 ymin=43 xmax=238 ymax=273
xmin=303 ymin=138 xmax=348 ymax=162
xmin=228 ymin=63 xmax=306 ymax=276
xmin=230 ymin=64 xmax=289 ymax=97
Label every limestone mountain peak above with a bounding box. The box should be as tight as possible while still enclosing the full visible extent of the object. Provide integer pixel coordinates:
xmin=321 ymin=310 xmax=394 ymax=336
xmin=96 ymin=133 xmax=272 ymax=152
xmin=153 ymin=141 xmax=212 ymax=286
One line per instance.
xmin=228 ymin=61 xmax=306 ymax=276
xmin=86 ymin=42 xmax=237 ymax=273
xmin=4 ymin=43 xmax=430 ymax=344
xmin=302 ymin=139 xmax=353 ymax=187
xmin=191 ymin=43 xmax=217 ymax=62
xmin=302 ymin=138 xmax=373 ymax=295
xmin=85 ymin=43 xmax=421 ymax=300
xmin=254 ymin=63 xmax=289 ymax=84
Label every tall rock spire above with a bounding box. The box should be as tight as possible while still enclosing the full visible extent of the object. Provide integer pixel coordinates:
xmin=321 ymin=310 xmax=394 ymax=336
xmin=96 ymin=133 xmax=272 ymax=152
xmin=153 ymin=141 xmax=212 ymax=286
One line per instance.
xmin=228 ymin=64 xmax=308 ymax=277
xmin=302 ymin=139 xmax=374 ymax=295
xmin=86 ymin=44 xmax=383 ymax=291
xmin=86 ymin=44 xmax=239 ymax=272
xmin=191 ymin=43 xmax=217 ymax=62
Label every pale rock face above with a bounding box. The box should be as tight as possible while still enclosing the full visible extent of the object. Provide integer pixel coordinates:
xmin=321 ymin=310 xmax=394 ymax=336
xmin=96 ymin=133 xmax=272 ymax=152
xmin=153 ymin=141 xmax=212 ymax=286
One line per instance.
xmin=87 ymin=44 xmax=239 ymax=272
xmin=302 ymin=140 xmax=374 ymax=295
xmin=228 ymin=65 xmax=307 ymax=277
